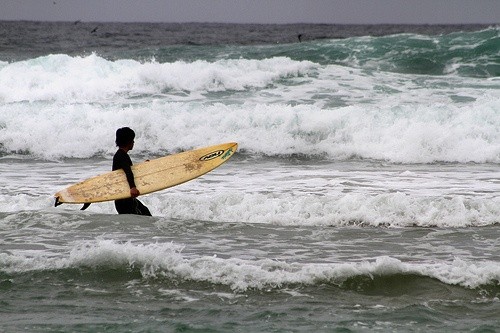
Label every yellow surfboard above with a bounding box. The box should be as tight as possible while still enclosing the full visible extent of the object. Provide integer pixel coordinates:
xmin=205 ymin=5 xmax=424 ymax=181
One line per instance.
xmin=54 ymin=142 xmax=237 ymax=207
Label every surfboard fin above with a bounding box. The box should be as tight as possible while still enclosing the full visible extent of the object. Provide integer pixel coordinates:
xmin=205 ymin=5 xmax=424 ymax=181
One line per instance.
xmin=54 ymin=197 xmax=63 ymax=207
xmin=80 ymin=203 xmax=91 ymax=211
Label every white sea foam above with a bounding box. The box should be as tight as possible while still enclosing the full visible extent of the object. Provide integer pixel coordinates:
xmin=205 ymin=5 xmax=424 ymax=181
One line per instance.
xmin=0 ymin=156 xmax=498 ymax=227
xmin=0 ymin=54 xmax=314 ymax=103
xmin=150 ymin=191 xmax=500 ymax=227
xmin=0 ymin=54 xmax=498 ymax=163
xmin=0 ymin=98 xmax=498 ymax=163
xmin=0 ymin=53 xmax=498 ymax=231
xmin=0 ymin=190 xmax=498 ymax=228
xmin=1 ymin=239 xmax=499 ymax=291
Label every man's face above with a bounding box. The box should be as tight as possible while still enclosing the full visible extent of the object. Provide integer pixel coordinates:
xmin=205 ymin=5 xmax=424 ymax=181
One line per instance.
xmin=127 ymin=140 xmax=135 ymax=150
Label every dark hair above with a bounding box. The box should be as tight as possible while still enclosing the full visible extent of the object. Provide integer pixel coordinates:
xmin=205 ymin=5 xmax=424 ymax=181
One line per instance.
xmin=115 ymin=127 xmax=135 ymax=147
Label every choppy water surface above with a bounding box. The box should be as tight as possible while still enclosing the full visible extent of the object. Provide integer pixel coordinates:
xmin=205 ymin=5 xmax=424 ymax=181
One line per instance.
xmin=0 ymin=22 xmax=499 ymax=332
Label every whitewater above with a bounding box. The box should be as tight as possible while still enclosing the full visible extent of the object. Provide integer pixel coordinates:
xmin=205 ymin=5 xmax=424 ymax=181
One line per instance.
xmin=0 ymin=22 xmax=499 ymax=332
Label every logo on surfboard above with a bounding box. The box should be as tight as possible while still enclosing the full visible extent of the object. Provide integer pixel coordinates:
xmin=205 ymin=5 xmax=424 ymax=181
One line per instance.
xmin=221 ymin=148 xmax=233 ymax=160
xmin=199 ymin=150 xmax=225 ymax=161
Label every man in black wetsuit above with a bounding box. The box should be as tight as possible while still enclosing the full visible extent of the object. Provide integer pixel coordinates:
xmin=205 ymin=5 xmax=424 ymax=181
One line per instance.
xmin=112 ymin=127 xmax=152 ymax=216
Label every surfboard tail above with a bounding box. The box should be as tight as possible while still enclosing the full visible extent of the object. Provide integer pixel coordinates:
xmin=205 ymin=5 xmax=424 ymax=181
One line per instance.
xmin=80 ymin=203 xmax=91 ymax=210
xmin=55 ymin=196 xmax=91 ymax=210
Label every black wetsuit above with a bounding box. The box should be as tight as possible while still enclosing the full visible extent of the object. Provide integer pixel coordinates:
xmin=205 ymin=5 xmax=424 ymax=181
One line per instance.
xmin=112 ymin=149 xmax=151 ymax=216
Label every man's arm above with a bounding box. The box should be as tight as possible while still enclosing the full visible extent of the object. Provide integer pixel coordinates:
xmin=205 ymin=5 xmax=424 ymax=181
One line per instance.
xmin=114 ymin=151 xmax=140 ymax=197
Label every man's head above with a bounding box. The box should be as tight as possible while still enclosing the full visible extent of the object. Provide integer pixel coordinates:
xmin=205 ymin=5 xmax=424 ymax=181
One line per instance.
xmin=115 ymin=127 xmax=135 ymax=148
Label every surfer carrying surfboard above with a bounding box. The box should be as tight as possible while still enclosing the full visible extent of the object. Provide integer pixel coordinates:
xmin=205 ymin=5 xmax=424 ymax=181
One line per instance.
xmin=54 ymin=136 xmax=237 ymax=212
xmin=112 ymin=127 xmax=152 ymax=216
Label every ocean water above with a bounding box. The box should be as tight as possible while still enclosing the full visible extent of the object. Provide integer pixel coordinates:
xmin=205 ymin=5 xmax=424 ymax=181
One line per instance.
xmin=0 ymin=21 xmax=499 ymax=332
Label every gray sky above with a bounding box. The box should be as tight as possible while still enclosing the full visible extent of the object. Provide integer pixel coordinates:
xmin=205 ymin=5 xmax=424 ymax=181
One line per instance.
xmin=1 ymin=0 xmax=499 ymax=24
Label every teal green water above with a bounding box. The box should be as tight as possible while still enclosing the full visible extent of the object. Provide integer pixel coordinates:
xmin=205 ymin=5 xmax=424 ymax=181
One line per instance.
xmin=124 ymin=27 xmax=500 ymax=78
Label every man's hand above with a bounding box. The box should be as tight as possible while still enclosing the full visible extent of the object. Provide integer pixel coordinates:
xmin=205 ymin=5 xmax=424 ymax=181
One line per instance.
xmin=130 ymin=187 xmax=140 ymax=198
